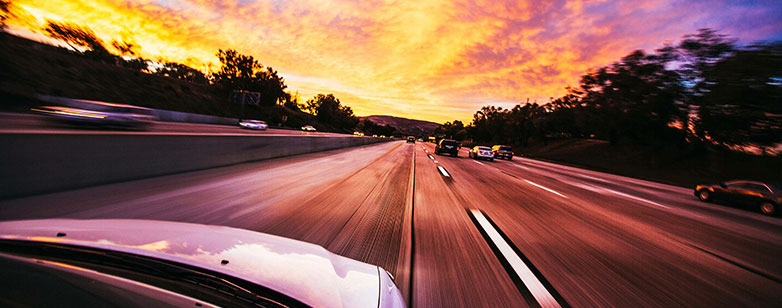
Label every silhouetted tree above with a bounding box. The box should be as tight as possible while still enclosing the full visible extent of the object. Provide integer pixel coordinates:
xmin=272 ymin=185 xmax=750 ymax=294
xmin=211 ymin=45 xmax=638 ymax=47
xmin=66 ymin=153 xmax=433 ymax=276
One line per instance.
xmin=693 ymin=43 xmax=782 ymax=153
xmin=156 ymin=62 xmax=207 ymax=84
xmin=435 ymin=120 xmax=467 ymax=140
xmin=215 ymin=49 xmax=262 ymax=91
xmin=1 ymin=0 xmax=12 ymax=30
xmin=358 ymin=119 xmax=396 ymax=136
xmin=283 ymin=91 xmax=302 ymax=111
xmin=42 ymin=20 xmax=115 ymax=63
xmin=214 ymin=49 xmax=288 ymax=106
xmin=576 ymin=50 xmax=684 ymax=145
xmin=111 ymin=39 xmax=139 ymax=57
xmin=305 ymin=94 xmax=358 ymax=131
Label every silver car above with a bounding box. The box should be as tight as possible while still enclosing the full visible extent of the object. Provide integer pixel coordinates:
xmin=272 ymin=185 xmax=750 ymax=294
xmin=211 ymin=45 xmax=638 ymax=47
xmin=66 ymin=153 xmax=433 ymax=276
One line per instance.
xmin=239 ymin=119 xmax=268 ymax=130
xmin=469 ymin=146 xmax=495 ymax=161
xmin=0 ymin=219 xmax=406 ymax=308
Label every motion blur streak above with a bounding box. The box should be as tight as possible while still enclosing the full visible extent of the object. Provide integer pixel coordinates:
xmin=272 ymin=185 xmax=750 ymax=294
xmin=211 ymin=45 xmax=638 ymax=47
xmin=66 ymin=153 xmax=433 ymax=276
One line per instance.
xmin=1 ymin=140 xmax=781 ymax=306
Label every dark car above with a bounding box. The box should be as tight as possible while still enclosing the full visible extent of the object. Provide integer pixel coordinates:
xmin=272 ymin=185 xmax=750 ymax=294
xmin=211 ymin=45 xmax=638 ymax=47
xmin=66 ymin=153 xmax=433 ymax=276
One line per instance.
xmin=695 ymin=180 xmax=781 ymax=216
xmin=492 ymin=145 xmax=513 ymax=160
xmin=435 ymin=139 xmax=460 ymax=157
xmin=407 ymin=136 xmax=415 ymax=143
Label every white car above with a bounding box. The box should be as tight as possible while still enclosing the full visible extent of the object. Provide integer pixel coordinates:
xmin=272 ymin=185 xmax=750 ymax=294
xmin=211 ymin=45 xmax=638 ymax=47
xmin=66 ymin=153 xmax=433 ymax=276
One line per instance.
xmin=0 ymin=219 xmax=406 ymax=308
xmin=239 ymin=119 xmax=268 ymax=130
xmin=301 ymin=125 xmax=317 ymax=132
xmin=33 ymin=95 xmax=157 ymax=129
xmin=469 ymin=146 xmax=495 ymax=161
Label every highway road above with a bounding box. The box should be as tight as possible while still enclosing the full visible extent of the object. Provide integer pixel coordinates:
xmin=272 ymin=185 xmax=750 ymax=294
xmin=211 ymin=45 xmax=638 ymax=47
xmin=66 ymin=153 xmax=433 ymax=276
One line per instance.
xmin=1 ymin=140 xmax=780 ymax=307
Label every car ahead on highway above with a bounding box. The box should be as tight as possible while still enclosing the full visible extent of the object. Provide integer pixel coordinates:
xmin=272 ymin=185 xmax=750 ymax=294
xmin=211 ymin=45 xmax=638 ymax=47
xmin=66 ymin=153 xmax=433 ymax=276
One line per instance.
xmin=301 ymin=125 xmax=317 ymax=132
xmin=491 ymin=145 xmax=513 ymax=160
xmin=33 ymin=95 xmax=156 ymax=129
xmin=0 ymin=219 xmax=405 ymax=308
xmin=406 ymin=136 xmax=415 ymax=143
xmin=695 ymin=180 xmax=781 ymax=216
xmin=469 ymin=146 xmax=495 ymax=161
xmin=239 ymin=119 xmax=268 ymax=130
xmin=435 ymin=139 xmax=460 ymax=157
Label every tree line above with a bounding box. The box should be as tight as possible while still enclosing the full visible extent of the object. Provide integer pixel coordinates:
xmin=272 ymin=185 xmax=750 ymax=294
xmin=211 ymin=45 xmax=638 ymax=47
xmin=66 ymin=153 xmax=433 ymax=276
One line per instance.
xmin=436 ymin=29 xmax=781 ymax=155
xmin=3 ymin=13 xmax=384 ymax=133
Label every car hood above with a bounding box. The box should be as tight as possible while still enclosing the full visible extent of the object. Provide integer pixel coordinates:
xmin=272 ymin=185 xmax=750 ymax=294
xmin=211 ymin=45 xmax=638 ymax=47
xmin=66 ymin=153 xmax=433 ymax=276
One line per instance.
xmin=0 ymin=219 xmax=383 ymax=308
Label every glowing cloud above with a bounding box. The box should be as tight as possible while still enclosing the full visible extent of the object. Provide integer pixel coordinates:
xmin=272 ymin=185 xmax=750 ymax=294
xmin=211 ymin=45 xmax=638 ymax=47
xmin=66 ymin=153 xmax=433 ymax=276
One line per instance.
xmin=7 ymin=0 xmax=782 ymax=123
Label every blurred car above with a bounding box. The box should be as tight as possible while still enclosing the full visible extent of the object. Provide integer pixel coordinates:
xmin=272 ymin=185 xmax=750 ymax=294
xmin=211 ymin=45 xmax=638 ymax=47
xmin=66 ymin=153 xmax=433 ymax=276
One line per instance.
xmin=238 ymin=119 xmax=268 ymax=130
xmin=33 ymin=95 xmax=156 ymax=129
xmin=492 ymin=145 xmax=513 ymax=160
xmin=301 ymin=125 xmax=317 ymax=132
xmin=407 ymin=136 xmax=415 ymax=143
xmin=694 ymin=180 xmax=781 ymax=216
xmin=469 ymin=146 xmax=494 ymax=161
xmin=0 ymin=219 xmax=406 ymax=308
xmin=435 ymin=139 xmax=460 ymax=157
xmin=353 ymin=131 xmax=365 ymax=136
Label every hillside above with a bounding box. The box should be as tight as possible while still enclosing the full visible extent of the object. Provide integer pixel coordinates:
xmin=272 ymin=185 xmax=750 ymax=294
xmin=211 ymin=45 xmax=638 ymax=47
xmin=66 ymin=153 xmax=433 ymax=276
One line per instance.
xmin=361 ymin=115 xmax=440 ymax=137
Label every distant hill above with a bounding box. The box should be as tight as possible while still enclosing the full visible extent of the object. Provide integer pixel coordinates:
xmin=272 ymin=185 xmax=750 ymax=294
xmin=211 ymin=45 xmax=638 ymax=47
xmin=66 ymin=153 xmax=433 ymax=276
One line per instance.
xmin=361 ymin=115 xmax=440 ymax=137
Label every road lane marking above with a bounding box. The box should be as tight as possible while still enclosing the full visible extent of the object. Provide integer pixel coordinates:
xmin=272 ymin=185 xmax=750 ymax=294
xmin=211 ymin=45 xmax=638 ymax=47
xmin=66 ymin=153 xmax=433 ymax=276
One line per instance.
xmin=603 ymin=188 xmax=670 ymax=209
xmin=524 ymin=180 xmax=568 ymax=199
xmin=474 ymin=160 xmax=486 ymax=166
xmin=468 ymin=209 xmax=564 ymax=308
xmin=428 ymin=154 xmax=434 ymax=160
xmin=437 ymin=166 xmax=450 ymax=177
xmin=516 ymin=164 xmax=530 ymax=170
xmin=561 ymin=180 xmax=669 ymax=209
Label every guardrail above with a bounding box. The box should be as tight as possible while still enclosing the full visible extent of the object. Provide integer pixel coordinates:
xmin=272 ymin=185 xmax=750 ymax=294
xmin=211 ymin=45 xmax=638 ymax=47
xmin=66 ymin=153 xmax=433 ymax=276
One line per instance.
xmin=0 ymin=133 xmax=390 ymax=199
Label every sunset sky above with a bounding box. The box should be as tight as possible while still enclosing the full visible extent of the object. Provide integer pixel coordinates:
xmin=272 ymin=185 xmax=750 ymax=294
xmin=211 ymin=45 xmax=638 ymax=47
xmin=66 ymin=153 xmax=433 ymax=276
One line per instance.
xmin=7 ymin=0 xmax=782 ymax=123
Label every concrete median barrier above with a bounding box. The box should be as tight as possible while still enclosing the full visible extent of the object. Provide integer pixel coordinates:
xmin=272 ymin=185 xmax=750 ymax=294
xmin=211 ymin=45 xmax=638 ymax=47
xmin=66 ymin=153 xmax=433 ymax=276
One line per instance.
xmin=0 ymin=133 xmax=390 ymax=199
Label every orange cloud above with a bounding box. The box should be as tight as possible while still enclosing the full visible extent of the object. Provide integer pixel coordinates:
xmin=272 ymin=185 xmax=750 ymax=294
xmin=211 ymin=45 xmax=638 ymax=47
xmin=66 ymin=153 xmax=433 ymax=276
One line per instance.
xmin=7 ymin=0 xmax=782 ymax=123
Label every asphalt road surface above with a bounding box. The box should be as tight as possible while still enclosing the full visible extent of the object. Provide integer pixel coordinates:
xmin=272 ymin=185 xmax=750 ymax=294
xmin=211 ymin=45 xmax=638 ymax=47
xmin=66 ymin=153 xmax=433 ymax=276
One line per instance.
xmin=1 ymin=140 xmax=780 ymax=307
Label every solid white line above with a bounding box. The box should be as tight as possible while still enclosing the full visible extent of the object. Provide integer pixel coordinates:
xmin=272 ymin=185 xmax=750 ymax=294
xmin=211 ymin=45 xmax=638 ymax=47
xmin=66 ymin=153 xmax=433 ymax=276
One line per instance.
xmin=437 ymin=166 xmax=450 ymax=177
xmin=561 ymin=180 xmax=670 ymax=209
xmin=470 ymin=209 xmax=561 ymax=308
xmin=604 ymin=188 xmax=670 ymax=209
xmin=524 ymin=180 xmax=568 ymax=199
xmin=576 ymin=173 xmax=614 ymax=184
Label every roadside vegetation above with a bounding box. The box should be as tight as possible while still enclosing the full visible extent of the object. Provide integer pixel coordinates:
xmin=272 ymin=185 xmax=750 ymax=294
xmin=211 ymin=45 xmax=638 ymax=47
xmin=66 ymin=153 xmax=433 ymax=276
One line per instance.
xmin=0 ymin=8 xmax=389 ymax=133
xmin=436 ymin=29 xmax=781 ymax=186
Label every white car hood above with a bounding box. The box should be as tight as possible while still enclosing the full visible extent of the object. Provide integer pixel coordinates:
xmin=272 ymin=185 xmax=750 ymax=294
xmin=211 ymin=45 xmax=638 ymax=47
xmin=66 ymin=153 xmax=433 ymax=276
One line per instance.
xmin=0 ymin=219 xmax=382 ymax=308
